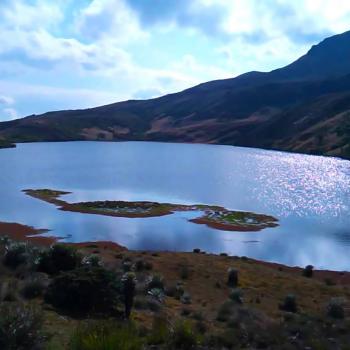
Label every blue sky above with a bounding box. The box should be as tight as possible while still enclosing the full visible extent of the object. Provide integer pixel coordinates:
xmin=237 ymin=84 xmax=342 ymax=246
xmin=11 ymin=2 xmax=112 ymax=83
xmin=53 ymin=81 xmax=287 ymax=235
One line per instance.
xmin=0 ymin=0 xmax=350 ymax=121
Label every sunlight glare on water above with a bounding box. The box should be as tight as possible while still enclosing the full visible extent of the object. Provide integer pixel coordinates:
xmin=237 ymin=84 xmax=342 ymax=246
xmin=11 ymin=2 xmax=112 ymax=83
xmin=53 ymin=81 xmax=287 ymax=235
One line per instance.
xmin=0 ymin=141 xmax=349 ymax=270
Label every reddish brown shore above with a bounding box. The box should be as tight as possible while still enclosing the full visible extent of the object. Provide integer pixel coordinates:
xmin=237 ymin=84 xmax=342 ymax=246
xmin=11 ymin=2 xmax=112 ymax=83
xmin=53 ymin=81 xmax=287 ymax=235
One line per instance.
xmin=1 ymin=220 xmax=350 ymax=287
xmin=0 ymin=221 xmax=126 ymax=251
xmin=0 ymin=221 xmax=55 ymax=246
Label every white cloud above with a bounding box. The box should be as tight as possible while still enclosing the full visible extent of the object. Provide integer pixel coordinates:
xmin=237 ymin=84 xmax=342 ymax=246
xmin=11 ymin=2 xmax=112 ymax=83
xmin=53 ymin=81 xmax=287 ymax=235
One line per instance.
xmin=0 ymin=0 xmax=64 ymax=30
xmin=75 ymin=0 xmax=146 ymax=42
xmin=0 ymin=0 xmax=350 ymax=118
xmin=0 ymin=95 xmax=14 ymax=105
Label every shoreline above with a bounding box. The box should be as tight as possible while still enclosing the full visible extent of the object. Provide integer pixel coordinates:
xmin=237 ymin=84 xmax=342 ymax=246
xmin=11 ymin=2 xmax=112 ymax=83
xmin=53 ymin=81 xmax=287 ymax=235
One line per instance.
xmin=1 ymin=219 xmax=350 ymax=285
xmin=2 ymin=139 xmax=349 ymax=162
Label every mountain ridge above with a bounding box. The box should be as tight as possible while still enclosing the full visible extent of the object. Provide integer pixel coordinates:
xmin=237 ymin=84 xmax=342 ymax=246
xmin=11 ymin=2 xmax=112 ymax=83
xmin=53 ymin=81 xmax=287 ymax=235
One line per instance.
xmin=1 ymin=30 xmax=350 ymax=158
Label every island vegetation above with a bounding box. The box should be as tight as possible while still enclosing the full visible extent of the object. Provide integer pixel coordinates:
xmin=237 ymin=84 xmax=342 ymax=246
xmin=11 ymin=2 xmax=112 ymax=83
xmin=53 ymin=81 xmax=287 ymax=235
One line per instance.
xmin=23 ymin=189 xmax=278 ymax=232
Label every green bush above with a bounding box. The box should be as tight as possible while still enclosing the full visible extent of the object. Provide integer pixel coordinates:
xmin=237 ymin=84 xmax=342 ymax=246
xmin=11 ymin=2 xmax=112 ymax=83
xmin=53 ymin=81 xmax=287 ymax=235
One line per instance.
xmin=0 ymin=235 xmax=10 ymax=245
xmin=82 ymin=254 xmax=101 ymax=267
xmin=0 ymin=302 xmax=43 ymax=350
xmin=229 ymin=288 xmax=243 ymax=304
xmin=217 ymin=300 xmax=236 ymax=322
xmin=4 ymin=242 xmax=29 ymax=268
xmin=147 ymin=316 xmax=170 ymax=345
xmin=179 ymin=264 xmax=190 ymax=279
xmin=122 ymin=261 xmax=133 ymax=272
xmin=227 ymin=268 xmax=238 ymax=287
xmin=169 ymin=320 xmax=199 ymax=350
xmin=280 ymin=294 xmax=297 ymax=313
xmin=70 ymin=321 xmax=143 ymax=350
xmin=180 ymin=292 xmax=192 ymax=305
xmin=165 ymin=283 xmax=184 ymax=299
xmin=38 ymin=244 xmax=82 ymax=275
xmin=327 ymin=298 xmax=345 ymax=319
xmin=134 ymin=258 xmax=152 ymax=271
xmin=147 ymin=274 xmax=165 ymax=291
xmin=302 ymin=265 xmax=314 ymax=278
xmin=0 ymin=280 xmax=18 ymax=302
xmin=20 ymin=277 xmax=46 ymax=299
xmin=324 ymin=278 xmax=336 ymax=286
xmin=148 ymin=288 xmax=165 ymax=304
xmin=45 ymin=266 xmax=120 ymax=316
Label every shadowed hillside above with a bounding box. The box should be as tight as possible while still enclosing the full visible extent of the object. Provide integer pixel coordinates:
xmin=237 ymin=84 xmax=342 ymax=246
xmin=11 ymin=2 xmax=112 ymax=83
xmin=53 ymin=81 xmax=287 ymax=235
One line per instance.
xmin=2 ymin=31 xmax=350 ymax=157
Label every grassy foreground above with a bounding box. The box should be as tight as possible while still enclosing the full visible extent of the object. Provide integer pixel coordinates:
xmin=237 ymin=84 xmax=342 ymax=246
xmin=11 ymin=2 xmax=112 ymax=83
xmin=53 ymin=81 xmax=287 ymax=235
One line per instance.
xmin=0 ymin=234 xmax=350 ymax=349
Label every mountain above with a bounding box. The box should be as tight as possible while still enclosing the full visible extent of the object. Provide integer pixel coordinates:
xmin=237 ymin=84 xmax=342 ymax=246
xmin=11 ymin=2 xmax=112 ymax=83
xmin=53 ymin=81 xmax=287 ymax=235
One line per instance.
xmin=1 ymin=30 xmax=350 ymax=158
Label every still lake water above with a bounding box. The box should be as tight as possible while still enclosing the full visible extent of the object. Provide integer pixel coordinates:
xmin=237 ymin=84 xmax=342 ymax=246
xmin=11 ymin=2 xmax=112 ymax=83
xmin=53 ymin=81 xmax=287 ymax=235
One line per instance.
xmin=0 ymin=141 xmax=349 ymax=270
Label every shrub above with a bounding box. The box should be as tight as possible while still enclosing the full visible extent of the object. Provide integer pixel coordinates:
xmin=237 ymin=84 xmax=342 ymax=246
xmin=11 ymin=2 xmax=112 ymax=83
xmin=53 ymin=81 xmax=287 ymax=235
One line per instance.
xmin=45 ymin=266 xmax=120 ymax=316
xmin=122 ymin=261 xmax=133 ymax=272
xmin=192 ymin=311 xmax=204 ymax=321
xmin=229 ymin=288 xmax=243 ymax=304
xmin=181 ymin=308 xmax=192 ymax=316
xmin=144 ymin=261 xmax=153 ymax=270
xmin=0 ymin=280 xmax=18 ymax=302
xmin=169 ymin=320 xmax=199 ymax=350
xmin=165 ymin=283 xmax=184 ymax=299
xmin=192 ymin=248 xmax=201 ymax=254
xmin=134 ymin=258 xmax=153 ymax=271
xmin=82 ymin=254 xmax=101 ymax=267
xmin=280 ymin=294 xmax=297 ymax=313
xmin=148 ymin=288 xmax=165 ymax=303
xmin=327 ymin=298 xmax=345 ymax=319
xmin=302 ymin=265 xmax=314 ymax=278
xmin=134 ymin=259 xmax=145 ymax=271
xmin=217 ymin=300 xmax=236 ymax=322
xmin=70 ymin=321 xmax=143 ymax=350
xmin=20 ymin=277 xmax=46 ymax=299
xmin=180 ymin=292 xmax=192 ymax=305
xmin=0 ymin=302 xmax=43 ymax=350
xmin=122 ymin=272 xmax=136 ymax=319
xmin=38 ymin=244 xmax=82 ymax=274
xmin=0 ymin=235 xmax=10 ymax=245
xmin=227 ymin=267 xmax=238 ymax=287
xmin=147 ymin=274 xmax=164 ymax=291
xmin=147 ymin=316 xmax=170 ymax=345
xmin=179 ymin=265 xmax=190 ymax=280
xmin=324 ymin=278 xmax=336 ymax=286
xmin=4 ymin=242 xmax=29 ymax=268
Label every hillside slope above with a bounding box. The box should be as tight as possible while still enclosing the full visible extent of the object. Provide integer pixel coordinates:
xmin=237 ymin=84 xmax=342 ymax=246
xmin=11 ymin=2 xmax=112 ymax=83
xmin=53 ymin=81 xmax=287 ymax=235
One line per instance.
xmin=1 ymin=31 xmax=350 ymax=158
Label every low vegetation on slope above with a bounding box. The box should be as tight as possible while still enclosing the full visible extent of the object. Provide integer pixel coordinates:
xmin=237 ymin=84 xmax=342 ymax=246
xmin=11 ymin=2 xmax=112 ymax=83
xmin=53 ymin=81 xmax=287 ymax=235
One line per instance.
xmin=1 ymin=236 xmax=350 ymax=349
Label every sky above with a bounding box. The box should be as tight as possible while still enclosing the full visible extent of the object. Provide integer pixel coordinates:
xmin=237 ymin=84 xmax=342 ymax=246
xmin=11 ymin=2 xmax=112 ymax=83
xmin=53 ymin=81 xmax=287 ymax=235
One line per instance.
xmin=0 ymin=0 xmax=350 ymax=121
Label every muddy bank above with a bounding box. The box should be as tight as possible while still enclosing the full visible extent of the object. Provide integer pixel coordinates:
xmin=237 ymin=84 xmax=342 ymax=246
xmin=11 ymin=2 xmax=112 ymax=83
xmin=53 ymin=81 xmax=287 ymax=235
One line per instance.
xmin=0 ymin=219 xmax=349 ymax=286
xmin=0 ymin=221 xmax=54 ymax=246
xmin=0 ymin=221 xmax=127 ymax=251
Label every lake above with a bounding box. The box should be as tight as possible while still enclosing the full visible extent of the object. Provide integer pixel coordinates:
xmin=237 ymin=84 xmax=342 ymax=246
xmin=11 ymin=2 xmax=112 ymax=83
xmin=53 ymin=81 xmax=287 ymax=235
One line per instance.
xmin=0 ymin=141 xmax=349 ymax=270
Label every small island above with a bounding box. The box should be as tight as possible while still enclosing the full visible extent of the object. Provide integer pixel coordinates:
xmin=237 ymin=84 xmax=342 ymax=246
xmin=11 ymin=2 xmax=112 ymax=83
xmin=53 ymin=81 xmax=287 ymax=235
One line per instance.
xmin=23 ymin=189 xmax=278 ymax=232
